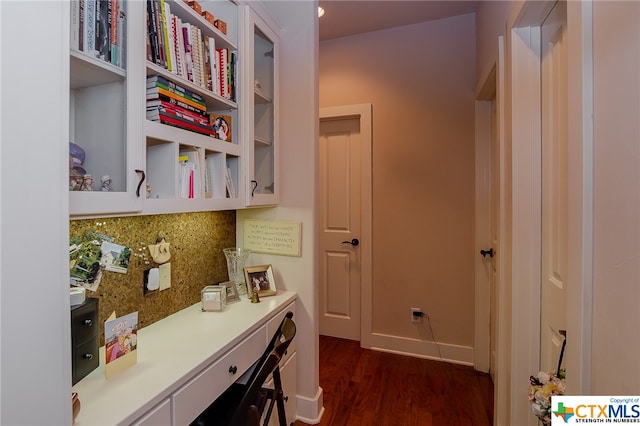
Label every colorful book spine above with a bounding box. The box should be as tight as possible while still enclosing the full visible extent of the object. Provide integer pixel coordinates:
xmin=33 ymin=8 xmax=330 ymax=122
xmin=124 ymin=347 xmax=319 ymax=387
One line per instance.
xmin=79 ymin=0 xmax=85 ymax=51
xmin=147 ymin=104 xmax=209 ymax=126
xmin=146 ymin=87 xmax=205 ymax=111
xmin=147 ymin=93 xmax=207 ymax=116
xmin=182 ymin=23 xmax=194 ymax=82
xmin=176 ymin=16 xmax=187 ymax=80
xmin=146 ymin=75 xmax=205 ymax=102
xmin=157 ymin=112 xmax=214 ymax=136
xmin=117 ymin=3 xmax=125 ymax=67
xmin=159 ymin=0 xmax=173 ymax=72
xmin=147 ymin=82 xmax=204 ymax=105
xmin=217 ymin=48 xmax=229 ymax=99
xmin=85 ymin=0 xmax=95 ymax=54
xmin=153 ymin=0 xmax=165 ymax=67
xmin=147 ymin=0 xmax=161 ymax=65
xmin=95 ymin=0 xmax=110 ymax=61
xmin=206 ymin=36 xmax=218 ymax=95
xmin=151 ymin=100 xmax=206 ymax=120
xmin=190 ymin=25 xmax=204 ymax=88
xmin=171 ymin=15 xmax=182 ymax=76
xmin=110 ymin=0 xmax=118 ymax=65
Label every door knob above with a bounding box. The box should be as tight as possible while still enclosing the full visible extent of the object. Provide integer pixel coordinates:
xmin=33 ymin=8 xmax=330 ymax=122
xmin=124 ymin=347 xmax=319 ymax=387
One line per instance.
xmin=480 ymin=248 xmax=494 ymax=258
xmin=342 ymin=238 xmax=359 ymax=246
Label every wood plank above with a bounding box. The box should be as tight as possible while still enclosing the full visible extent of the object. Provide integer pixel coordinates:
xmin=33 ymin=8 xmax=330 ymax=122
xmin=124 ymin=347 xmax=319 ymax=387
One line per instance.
xmin=296 ymin=336 xmax=493 ymax=426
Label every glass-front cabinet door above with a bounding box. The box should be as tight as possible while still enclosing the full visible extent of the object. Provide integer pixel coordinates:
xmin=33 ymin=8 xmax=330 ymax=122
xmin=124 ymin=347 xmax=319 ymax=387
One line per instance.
xmin=69 ymin=0 xmax=144 ymax=216
xmin=245 ymin=5 xmax=279 ymax=207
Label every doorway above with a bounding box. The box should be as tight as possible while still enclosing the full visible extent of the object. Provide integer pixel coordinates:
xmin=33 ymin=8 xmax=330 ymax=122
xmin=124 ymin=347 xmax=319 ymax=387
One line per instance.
xmin=474 ymin=66 xmax=499 ymax=378
xmin=318 ymin=104 xmax=372 ymax=345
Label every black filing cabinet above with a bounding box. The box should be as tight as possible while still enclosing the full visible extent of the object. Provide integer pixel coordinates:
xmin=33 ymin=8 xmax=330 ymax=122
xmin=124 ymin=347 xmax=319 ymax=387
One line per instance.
xmin=71 ymin=297 xmax=99 ymax=385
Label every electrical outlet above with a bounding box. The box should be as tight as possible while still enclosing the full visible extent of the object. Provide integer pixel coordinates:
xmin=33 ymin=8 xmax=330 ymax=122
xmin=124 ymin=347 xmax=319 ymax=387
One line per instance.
xmin=411 ymin=307 xmax=423 ymax=323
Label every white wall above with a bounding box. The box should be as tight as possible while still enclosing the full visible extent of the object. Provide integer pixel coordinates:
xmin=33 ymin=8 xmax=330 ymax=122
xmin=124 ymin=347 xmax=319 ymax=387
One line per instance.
xmin=591 ymin=0 xmax=640 ymax=394
xmin=0 ymin=1 xmax=72 ymax=424
xmin=237 ymin=0 xmax=322 ymax=422
xmin=475 ymin=1 xmax=511 ymax=94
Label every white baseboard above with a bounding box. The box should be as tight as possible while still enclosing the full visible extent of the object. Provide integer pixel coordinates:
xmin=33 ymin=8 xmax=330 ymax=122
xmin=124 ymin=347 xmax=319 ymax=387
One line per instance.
xmin=295 ymin=386 xmax=324 ymax=424
xmin=366 ymin=332 xmax=474 ymax=366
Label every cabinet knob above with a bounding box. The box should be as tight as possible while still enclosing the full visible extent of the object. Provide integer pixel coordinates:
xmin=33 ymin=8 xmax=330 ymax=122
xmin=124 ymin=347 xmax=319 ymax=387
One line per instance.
xmin=229 ymin=365 xmax=238 ymax=375
xmin=83 ymin=319 xmax=93 ymax=326
xmin=284 ymin=396 xmax=289 ymax=403
xmin=82 ymin=353 xmax=93 ymax=360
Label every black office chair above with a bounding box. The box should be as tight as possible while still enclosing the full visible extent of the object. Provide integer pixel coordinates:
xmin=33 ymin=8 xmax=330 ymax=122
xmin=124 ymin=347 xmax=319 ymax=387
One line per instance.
xmin=192 ymin=312 xmax=296 ymax=426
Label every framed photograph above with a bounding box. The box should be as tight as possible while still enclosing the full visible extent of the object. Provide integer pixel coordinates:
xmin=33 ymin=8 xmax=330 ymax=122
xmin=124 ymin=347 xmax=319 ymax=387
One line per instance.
xmin=221 ymin=280 xmax=240 ymax=304
xmin=244 ymin=264 xmax=277 ymax=298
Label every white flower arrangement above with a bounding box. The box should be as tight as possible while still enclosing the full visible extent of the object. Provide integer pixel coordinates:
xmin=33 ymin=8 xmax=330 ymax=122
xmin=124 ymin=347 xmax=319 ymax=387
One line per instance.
xmin=528 ymin=368 xmax=566 ymax=425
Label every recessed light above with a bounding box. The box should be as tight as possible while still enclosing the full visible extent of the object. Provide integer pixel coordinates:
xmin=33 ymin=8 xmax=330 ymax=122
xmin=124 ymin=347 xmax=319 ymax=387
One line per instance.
xmin=318 ymin=6 xmax=325 ymax=18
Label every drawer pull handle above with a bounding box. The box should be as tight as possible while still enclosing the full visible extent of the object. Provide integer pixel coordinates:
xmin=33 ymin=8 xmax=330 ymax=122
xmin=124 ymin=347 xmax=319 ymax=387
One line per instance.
xmin=284 ymin=396 xmax=289 ymax=403
xmin=229 ymin=365 xmax=238 ymax=375
xmin=83 ymin=319 xmax=93 ymax=326
xmin=82 ymin=353 xmax=93 ymax=360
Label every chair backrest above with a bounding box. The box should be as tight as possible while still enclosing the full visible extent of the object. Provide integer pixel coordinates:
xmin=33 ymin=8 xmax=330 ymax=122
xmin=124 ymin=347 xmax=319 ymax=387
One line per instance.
xmin=229 ymin=316 xmax=296 ymax=426
xmin=245 ymin=311 xmax=294 ymax=386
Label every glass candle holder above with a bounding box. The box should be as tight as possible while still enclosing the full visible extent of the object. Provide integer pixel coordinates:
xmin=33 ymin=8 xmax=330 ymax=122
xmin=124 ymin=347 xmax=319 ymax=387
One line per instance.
xmin=223 ymin=247 xmax=251 ymax=295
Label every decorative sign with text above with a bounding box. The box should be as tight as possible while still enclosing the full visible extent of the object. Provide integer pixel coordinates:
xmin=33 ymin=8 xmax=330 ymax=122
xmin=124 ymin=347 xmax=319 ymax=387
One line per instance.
xmin=243 ymin=219 xmax=302 ymax=257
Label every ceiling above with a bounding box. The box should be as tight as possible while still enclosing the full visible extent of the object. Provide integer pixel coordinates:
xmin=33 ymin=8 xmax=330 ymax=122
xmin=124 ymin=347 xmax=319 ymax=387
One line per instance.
xmin=318 ymin=0 xmax=479 ymax=41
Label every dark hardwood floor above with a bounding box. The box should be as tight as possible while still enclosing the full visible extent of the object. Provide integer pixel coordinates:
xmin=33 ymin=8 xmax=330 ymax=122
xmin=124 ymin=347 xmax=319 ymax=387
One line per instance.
xmin=296 ymin=335 xmax=493 ymax=426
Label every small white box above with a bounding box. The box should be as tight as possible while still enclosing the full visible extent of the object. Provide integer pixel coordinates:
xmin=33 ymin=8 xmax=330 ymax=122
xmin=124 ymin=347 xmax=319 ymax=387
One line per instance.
xmin=201 ymin=285 xmax=226 ymax=311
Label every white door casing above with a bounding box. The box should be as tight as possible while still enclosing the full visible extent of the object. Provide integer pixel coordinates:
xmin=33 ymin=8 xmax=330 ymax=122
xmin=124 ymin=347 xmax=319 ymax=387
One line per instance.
xmin=540 ymin=0 xmax=569 ymax=374
xmin=318 ymin=105 xmax=372 ymax=345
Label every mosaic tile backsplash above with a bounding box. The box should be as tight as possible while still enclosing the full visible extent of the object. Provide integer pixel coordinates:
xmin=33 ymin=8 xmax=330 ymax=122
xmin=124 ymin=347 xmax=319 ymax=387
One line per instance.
xmin=70 ymin=211 xmax=236 ymax=345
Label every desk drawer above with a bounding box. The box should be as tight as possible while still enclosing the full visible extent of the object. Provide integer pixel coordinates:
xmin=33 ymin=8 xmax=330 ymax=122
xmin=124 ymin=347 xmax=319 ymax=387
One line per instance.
xmin=172 ymin=325 xmax=267 ymax=425
xmin=71 ymin=297 xmax=99 ymax=343
xmin=132 ymin=398 xmax=171 ymax=426
xmin=72 ymin=335 xmax=99 ymax=385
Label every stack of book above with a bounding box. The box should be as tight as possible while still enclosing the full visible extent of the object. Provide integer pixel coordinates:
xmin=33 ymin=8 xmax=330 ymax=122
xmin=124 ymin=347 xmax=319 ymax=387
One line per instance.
xmin=70 ymin=0 xmax=126 ymax=68
xmin=146 ymin=75 xmax=214 ymax=137
xmin=146 ymin=0 xmax=236 ymax=101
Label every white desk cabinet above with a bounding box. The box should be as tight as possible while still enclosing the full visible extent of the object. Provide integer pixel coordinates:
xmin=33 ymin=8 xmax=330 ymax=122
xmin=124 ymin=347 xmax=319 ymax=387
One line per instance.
xmin=73 ymin=291 xmax=297 ymax=425
xmin=131 ymin=399 xmax=171 ymax=426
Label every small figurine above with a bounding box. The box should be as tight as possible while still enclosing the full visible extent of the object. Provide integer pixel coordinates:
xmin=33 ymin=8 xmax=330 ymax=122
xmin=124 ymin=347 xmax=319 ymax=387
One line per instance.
xmin=101 ymin=175 xmax=112 ymax=192
xmin=80 ymin=175 xmax=94 ymax=191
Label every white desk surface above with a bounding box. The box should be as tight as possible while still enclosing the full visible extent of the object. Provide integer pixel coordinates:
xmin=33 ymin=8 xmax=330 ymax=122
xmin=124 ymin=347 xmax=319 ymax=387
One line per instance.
xmin=72 ymin=290 xmax=297 ymax=426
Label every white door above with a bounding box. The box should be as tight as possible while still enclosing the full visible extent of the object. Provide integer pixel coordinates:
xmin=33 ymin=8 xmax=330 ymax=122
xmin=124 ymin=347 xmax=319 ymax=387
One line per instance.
xmin=318 ymin=116 xmax=362 ymax=341
xmin=540 ymin=0 xmax=569 ymax=373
